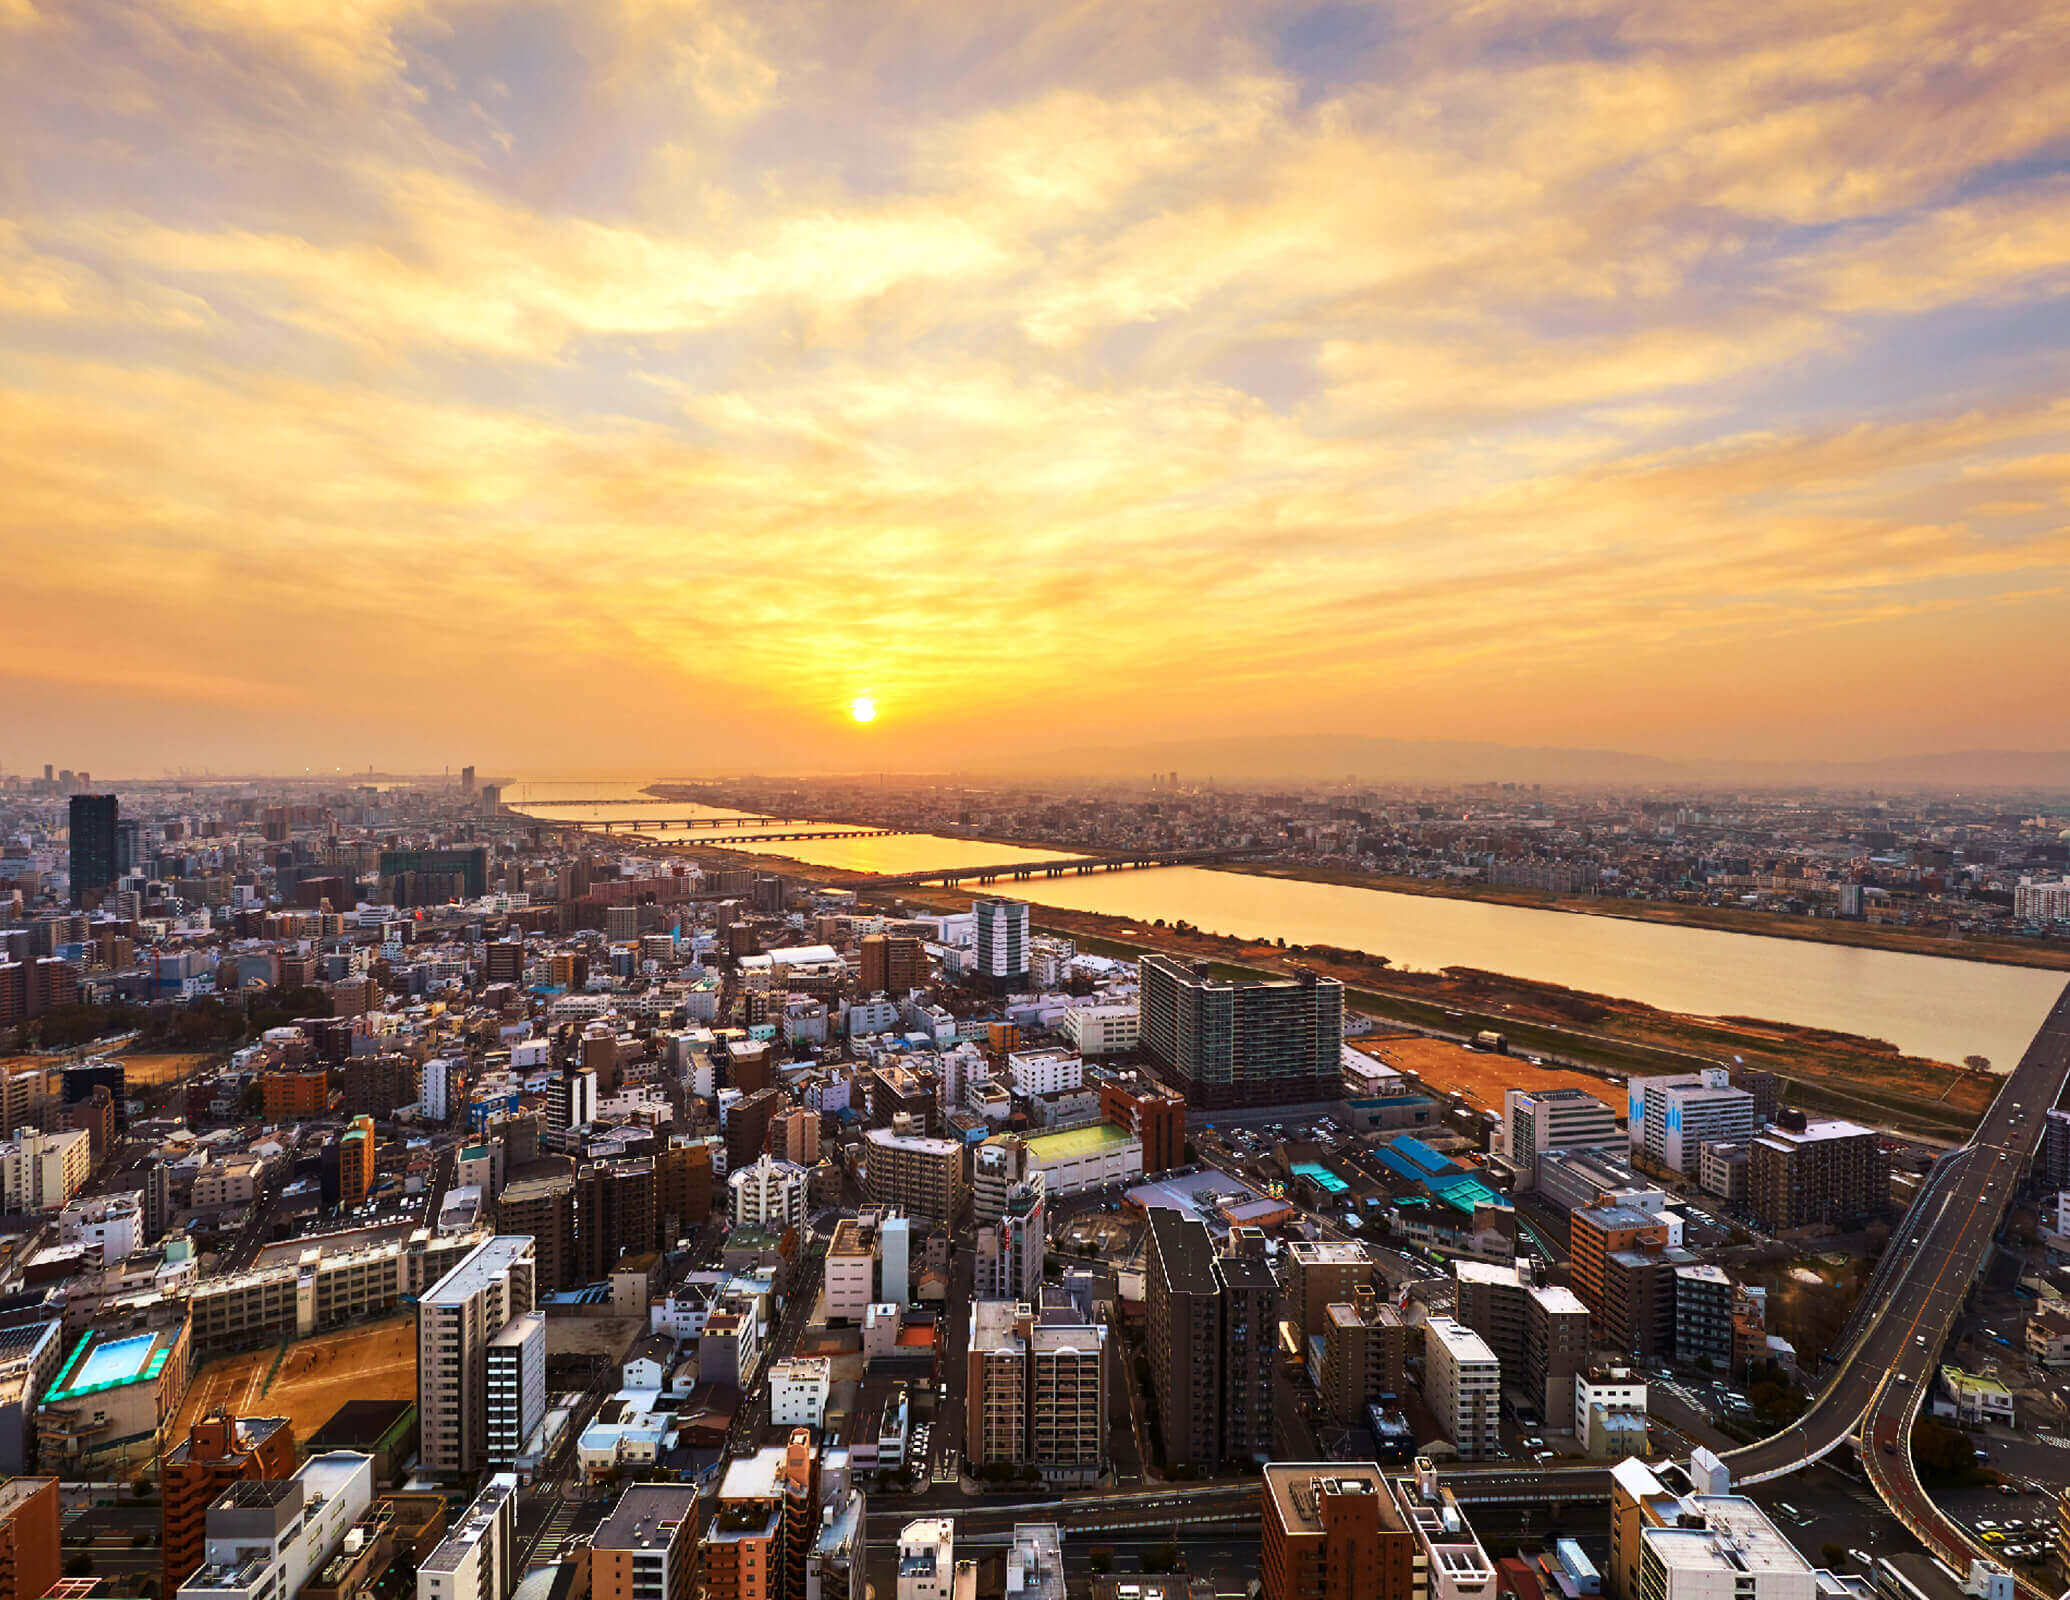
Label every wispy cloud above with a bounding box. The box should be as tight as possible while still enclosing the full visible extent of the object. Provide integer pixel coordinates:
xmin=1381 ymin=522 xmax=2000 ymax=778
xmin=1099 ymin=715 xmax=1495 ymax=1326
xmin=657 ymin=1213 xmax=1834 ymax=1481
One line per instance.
xmin=5 ymin=0 xmax=2070 ymax=773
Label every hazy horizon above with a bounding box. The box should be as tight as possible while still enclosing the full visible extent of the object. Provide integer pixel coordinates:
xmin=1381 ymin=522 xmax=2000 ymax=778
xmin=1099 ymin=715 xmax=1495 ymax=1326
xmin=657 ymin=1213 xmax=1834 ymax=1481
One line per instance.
xmin=7 ymin=1 xmax=2070 ymax=777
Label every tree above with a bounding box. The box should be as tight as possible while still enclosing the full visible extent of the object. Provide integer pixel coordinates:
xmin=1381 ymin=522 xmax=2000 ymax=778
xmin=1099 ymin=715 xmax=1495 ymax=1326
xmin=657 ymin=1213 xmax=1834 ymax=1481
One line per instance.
xmin=64 ymin=1555 xmax=93 ymax=1578
xmin=1089 ymin=1550 xmax=1114 ymax=1575
xmin=1140 ymin=1541 xmax=1181 ymax=1574
xmin=1963 ymin=1056 xmax=1990 ymax=1073
xmin=1820 ymin=1544 xmax=1846 ymax=1569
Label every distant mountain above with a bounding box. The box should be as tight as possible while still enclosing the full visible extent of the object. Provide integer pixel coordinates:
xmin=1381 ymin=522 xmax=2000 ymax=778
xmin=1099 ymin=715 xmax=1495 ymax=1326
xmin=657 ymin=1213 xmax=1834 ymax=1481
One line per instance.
xmin=979 ymin=735 xmax=2070 ymax=790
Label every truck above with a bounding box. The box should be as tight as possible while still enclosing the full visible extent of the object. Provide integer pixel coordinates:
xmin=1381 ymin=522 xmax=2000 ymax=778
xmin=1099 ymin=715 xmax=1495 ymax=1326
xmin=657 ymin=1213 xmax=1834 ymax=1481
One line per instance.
xmin=1473 ymin=1030 xmax=1509 ymax=1054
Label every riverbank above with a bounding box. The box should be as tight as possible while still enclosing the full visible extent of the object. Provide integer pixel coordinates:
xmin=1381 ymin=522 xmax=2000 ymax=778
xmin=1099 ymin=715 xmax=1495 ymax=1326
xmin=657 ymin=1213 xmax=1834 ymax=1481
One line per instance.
xmin=643 ymin=784 xmax=2070 ymax=975
xmin=1227 ymin=862 xmax=2070 ymax=974
xmin=649 ymin=836 xmax=1999 ymax=1139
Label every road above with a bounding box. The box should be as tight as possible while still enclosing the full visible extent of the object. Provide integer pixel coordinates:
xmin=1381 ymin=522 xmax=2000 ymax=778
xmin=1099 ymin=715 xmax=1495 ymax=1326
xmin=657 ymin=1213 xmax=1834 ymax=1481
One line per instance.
xmin=1848 ymin=985 xmax=2070 ymax=1600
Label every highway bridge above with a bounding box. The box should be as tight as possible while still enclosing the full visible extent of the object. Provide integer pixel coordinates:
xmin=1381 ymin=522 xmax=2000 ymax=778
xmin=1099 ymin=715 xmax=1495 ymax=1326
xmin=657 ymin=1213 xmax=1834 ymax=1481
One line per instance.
xmin=855 ymin=845 xmax=1273 ymax=889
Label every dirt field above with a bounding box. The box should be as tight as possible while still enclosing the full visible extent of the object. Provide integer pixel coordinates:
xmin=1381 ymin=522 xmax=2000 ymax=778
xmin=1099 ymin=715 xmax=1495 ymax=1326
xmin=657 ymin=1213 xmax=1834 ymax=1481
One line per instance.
xmin=1351 ymin=1034 xmax=1625 ymax=1115
xmin=176 ymin=1318 xmax=417 ymax=1439
xmin=119 ymin=1052 xmax=210 ymax=1088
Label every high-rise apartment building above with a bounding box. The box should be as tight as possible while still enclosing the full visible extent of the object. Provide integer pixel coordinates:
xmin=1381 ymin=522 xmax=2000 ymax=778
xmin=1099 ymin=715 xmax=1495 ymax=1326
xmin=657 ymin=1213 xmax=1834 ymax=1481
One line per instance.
xmin=1315 ymin=1293 xmax=1410 ymax=1424
xmin=1504 ymin=1088 xmax=1620 ymax=1184
xmin=1139 ymin=956 xmax=1343 ymax=1108
xmin=862 ymin=1119 xmax=966 ymax=1225
xmin=0 ymin=1478 xmax=60 ymax=1600
xmin=1452 ymin=1259 xmax=1591 ymax=1430
xmin=859 ymin=934 xmax=926 ymax=997
xmin=1424 ymin=1317 xmax=1501 ymax=1460
xmin=971 ymin=900 xmax=1030 ymax=990
xmin=1261 ymin=1464 xmax=1415 ymax=1600
xmin=596 ymin=1485 xmax=698 ymax=1600
xmin=493 ymin=1175 xmax=576 ymax=1294
xmin=1628 ymin=1070 xmax=1756 ymax=1177
xmin=484 ymin=1313 xmax=546 ymax=1471
xmin=1284 ymin=1240 xmax=1379 ymax=1351
xmin=575 ymin=1158 xmax=656 ymax=1282
xmin=1745 ymin=1121 xmax=1887 ymax=1230
xmin=68 ymin=795 xmax=119 ymax=902
xmin=1144 ymin=1209 xmax=1278 ymax=1472
xmin=1096 ymin=1072 xmax=1186 ymax=1174
xmin=964 ymin=1296 xmax=1108 ymax=1484
xmin=418 ymin=1476 xmax=517 ymax=1600
xmin=729 ymin=1154 xmax=809 ymax=1230
xmin=974 ymin=1177 xmax=1045 ymax=1302
xmin=378 ymin=847 xmax=488 ymax=900
xmin=161 ymin=1414 xmax=297 ymax=1591
xmin=417 ymin=1236 xmax=536 ymax=1478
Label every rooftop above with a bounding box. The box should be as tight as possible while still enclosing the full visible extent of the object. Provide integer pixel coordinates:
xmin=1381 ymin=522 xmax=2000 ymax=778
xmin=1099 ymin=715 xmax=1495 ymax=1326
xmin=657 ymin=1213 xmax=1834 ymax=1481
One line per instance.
xmin=1024 ymin=1122 xmax=1136 ymax=1161
xmin=420 ymin=1235 xmax=533 ymax=1305
xmin=594 ymin=1484 xmax=698 ymax=1552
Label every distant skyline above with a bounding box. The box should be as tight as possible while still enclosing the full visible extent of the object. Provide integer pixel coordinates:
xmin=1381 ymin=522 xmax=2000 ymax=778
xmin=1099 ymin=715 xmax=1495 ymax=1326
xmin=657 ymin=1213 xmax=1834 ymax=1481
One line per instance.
xmin=6 ymin=1 xmax=2070 ymax=775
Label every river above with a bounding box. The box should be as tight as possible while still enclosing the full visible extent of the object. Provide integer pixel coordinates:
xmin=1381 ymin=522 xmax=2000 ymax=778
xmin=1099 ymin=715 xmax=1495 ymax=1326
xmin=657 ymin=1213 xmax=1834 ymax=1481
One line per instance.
xmin=510 ymin=781 xmax=2064 ymax=1068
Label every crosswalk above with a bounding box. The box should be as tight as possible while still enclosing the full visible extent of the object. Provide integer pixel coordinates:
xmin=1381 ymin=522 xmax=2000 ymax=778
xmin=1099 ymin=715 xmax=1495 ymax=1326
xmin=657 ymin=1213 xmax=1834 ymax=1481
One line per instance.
xmin=529 ymin=1499 xmax=579 ymax=1568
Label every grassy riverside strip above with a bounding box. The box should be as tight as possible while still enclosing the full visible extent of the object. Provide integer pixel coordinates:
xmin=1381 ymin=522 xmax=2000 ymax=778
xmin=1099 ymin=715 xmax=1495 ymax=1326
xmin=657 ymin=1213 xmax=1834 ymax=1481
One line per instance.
xmin=644 ymin=784 xmax=2070 ymax=975
xmin=620 ymin=833 xmax=1994 ymax=1141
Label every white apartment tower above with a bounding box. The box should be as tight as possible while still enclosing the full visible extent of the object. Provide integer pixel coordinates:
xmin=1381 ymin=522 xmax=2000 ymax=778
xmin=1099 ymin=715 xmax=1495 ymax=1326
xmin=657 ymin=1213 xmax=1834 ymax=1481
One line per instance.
xmin=1424 ymin=1315 xmax=1502 ymax=1461
xmin=972 ymin=900 xmax=1030 ymax=989
xmin=417 ymin=1236 xmax=537 ymax=1478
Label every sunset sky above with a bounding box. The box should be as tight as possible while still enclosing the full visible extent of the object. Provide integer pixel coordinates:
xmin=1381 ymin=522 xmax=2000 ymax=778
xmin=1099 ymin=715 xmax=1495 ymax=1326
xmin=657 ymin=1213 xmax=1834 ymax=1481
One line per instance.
xmin=5 ymin=0 xmax=2070 ymax=778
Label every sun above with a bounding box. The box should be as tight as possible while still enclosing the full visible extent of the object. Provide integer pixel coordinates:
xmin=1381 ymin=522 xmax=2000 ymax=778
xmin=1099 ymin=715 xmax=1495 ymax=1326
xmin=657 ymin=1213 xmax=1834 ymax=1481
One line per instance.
xmin=849 ymin=694 xmax=877 ymax=724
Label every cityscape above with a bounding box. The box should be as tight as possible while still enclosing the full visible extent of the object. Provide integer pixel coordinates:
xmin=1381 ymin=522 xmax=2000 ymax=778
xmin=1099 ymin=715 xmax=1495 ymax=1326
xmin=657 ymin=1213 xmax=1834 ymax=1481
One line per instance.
xmin=0 ymin=770 xmax=2064 ymax=1600
xmin=9 ymin=5 xmax=2070 ymax=1600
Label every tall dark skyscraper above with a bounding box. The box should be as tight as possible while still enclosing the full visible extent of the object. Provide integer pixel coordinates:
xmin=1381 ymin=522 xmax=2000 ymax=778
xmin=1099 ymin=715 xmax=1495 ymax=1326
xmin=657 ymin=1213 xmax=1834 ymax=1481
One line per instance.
xmin=68 ymin=794 xmax=119 ymax=901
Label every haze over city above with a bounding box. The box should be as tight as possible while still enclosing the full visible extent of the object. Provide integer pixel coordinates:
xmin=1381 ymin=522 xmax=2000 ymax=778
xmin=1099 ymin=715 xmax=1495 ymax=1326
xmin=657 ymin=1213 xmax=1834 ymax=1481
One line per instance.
xmin=7 ymin=1 xmax=2070 ymax=775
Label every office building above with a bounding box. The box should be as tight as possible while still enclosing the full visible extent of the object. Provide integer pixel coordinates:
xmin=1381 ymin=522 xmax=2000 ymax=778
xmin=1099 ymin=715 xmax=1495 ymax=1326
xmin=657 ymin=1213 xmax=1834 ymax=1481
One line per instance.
xmin=1505 ymin=1088 xmax=1620 ymax=1184
xmin=863 ymin=1119 xmax=966 ymax=1225
xmin=418 ymin=1477 xmax=517 ymax=1600
xmin=0 ymin=1478 xmax=59 ymax=1600
xmin=1261 ymin=1464 xmax=1415 ymax=1600
xmin=1139 ymin=955 xmax=1343 ymax=1109
xmin=161 ymin=1415 xmax=297 ymax=1592
xmin=1144 ymin=1208 xmax=1278 ymax=1472
xmin=896 ymin=1518 xmax=956 ymax=1600
xmin=417 ymin=1237 xmax=536 ymax=1478
xmin=1745 ymin=1121 xmax=1887 ymax=1230
xmin=1628 ymin=1070 xmax=1756 ymax=1178
xmin=1066 ymin=1001 xmax=1139 ymax=1057
xmin=730 ymin=1154 xmax=810 ymax=1231
xmin=484 ymin=1314 xmax=546 ymax=1472
xmin=974 ymin=1177 xmax=1046 ymax=1303
xmin=596 ymin=1485 xmax=698 ymax=1600
xmin=972 ymin=900 xmax=1031 ymax=991
xmin=1423 ymin=1317 xmax=1501 ymax=1460
xmin=545 ymin=1070 xmax=597 ymax=1143
xmin=69 ymin=794 xmax=119 ymax=901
